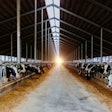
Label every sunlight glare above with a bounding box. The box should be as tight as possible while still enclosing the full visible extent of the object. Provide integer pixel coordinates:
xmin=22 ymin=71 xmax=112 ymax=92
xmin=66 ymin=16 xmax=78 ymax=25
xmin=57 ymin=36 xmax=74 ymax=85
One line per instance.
xmin=55 ymin=57 xmax=64 ymax=64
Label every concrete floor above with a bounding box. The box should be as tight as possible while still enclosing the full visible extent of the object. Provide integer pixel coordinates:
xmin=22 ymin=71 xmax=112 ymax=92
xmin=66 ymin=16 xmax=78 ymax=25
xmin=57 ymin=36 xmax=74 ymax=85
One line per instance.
xmin=12 ymin=65 xmax=108 ymax=112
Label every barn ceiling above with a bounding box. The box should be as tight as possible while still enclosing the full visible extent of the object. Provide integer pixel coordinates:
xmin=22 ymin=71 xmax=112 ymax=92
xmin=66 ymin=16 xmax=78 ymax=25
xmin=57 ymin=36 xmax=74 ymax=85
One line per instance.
xmin=0 ymin=0 xmax=112 ymax=60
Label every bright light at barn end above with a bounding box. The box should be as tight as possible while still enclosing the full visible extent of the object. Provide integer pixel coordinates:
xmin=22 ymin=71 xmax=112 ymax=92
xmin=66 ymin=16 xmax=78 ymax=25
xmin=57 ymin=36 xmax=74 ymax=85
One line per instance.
xmin=55 ymin=57 xmax=64 ymax=64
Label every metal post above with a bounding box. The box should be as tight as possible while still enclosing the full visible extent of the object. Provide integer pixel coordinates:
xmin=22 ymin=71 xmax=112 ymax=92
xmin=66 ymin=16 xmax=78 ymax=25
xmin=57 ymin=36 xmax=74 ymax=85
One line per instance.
xmin=41 ymin=9 xmax=43 ymax=61
xmin=34 ymin=0 xmax=37 ymax=61
xmin=30 ymin=45 xmax=32 ymax=59
xmin=85 ymin=40 xmax=87 ymax=62
xmin=20 ymin=39 xmax=22 ymax=62
xmin=74 ymin=49 xmax=75 ymax=60
xmin=74 ymin=48 xmax=76 ymax=60
xmin=50 ymin=34 xmax=56 ymax=60
xmin=11 ymin=33 xmax=13 ymax=62
xmin=17 ymin=0 xmax=21 ymax=63
xmin=77 ymin=47 xmax=79 ymax=60
xmin=77 ymin=47 xmax=78 ymax=60
xmin=4 ymin=55 xmax=6 ymax=61
xmin=26 ymin=43 xmax=28 ymax=62
xmin=49 ymin=33 xmax=51 ymax=61
xmin=78 ymin=46 xmax=80 ymax=60
xmin=76 ymin=48 xmax=77 ymax=60
xmin=81 ymin=43 xmax=83 ymax=60
xmin=47 ymin=29 xmax=50 ymax=61
xmin=91 ymin=35 xmax=93 ymax=61
xmin=45 ymin=21 xmax=47 ymax=61
xmin=100 ymin=28 xmax=103 ymax=62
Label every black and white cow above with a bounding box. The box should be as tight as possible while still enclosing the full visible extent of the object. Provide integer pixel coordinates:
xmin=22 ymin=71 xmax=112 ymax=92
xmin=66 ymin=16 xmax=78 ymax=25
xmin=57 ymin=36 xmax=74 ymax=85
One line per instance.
xmin=84 ymin=63 xmax=111 ymax=80
xmin=84 ymin=63 xmax=94 ymax=80
xmin=97 ymin=63 xmax=111 ymax=78
xmin=24 ymin=64 xmax=42 ymax=75
xmin=79 ymin=63 xmax=88 ymax=76
xmin=15 ymin=63 xmax=26 ymax=77
xmin=1 ymin=65 xmax=18 ymax=82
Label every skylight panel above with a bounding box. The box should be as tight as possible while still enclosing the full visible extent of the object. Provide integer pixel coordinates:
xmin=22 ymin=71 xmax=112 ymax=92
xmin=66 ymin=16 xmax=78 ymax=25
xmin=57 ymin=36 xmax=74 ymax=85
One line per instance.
xmin=47 ymin=7 xmax=54 ymax=18
xmin=45 ymin=0 xmax=52 ymax=5
xmin=45 ymin=0 xmax=60 ymax=57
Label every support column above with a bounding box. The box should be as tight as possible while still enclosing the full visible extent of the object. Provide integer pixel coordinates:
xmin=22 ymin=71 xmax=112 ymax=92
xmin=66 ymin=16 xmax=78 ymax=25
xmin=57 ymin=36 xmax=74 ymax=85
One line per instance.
xmin=81 ymin=43 xmax=83 ymax=60
xmin=17 ymin=0 xmax=21 ymax=63
xmin=48 ymin=29 xmax=50 ymax=61
xmin=45 ymin=21 xmax=47 ymax=61
xmin=11 ymin=33 xmax=13 ymax=62
xmin=78 ymin=46 xmax=80 ymax=60
xmin=30 ymin=45 xmax=32 ymax=59
xmin=91 ymin=35 xmax=93 ymax=61
xmin=50 ymin=34 xmax=55 ymax=60
xmin=49 ymin=34 xmax=52 ymax=60
xmin=41 ymin=9 xmax=43 ymax=61
xmin=100 ymin=28 xmax=103 ymax=62
xmin=4 ymin=55 xmax=6 ymax=61
xmin=73 ymin=49 xmax=75 ymax=60
xmin=20 ymin=39 xmax=22 ymax=62
xmin=75 ymin=48 xmax=76 ymax=60
xmin=34 ymin=0 xmax=37 ymax=61
xmin=26 ymin=43 xmax=28 ymax=62
xmin=85 ymin=40 xmax=87 ymax=62
xmin=76 ymin=48 xmax=77 ymax=60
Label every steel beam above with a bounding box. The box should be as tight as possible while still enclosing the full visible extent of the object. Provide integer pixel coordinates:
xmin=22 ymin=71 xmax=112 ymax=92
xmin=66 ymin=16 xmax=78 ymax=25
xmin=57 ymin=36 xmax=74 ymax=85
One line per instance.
xmin=76 ymin=48 xmax=78 ymax=60
xmin=78 ymin=46 xmax=80 ymax=60
xmin=0 ymin=4 xmax=53 ymax=24
xmin=85 ymin=40 xmax=87 ymax=62
xmin=1 ymin=3 xmax=112 ymax=35
xmin=57 ymin=18 xmax=112 ymax=46
xmin=17 ymin=0 xmax=21 ymax=63
xmin=81 ymin=43 xmax=83 ymax=59
xmin=52 ymin=32 xmax=81 ymax=44
xmin=60 ymin=41 xmax=74 ymax=49
xmin=60 ymin=37 xmax=77 ymax=47
xmin=26 ymin=43 xmax=28 ymax=62
xmin=11 ymin=33 xmax=13 ymax=62
xmin=55 ymin=18 xmax=91 ymax=35
xmin=21 ymin=26 xmax=112 ymax=54
xmin=22 ymin=18 xmax=112 ymax=46
xmin=48 ymin=29 xmax=50 ymax=61
xmin=54 ymin=4 xmax=112 ymax=34
xmin=1 ymin=16 xmax=112 ymax=48
xmin=1 ymin=3 xmax=111 ymax=34
xmin=60 ymin=28 xmax=86 ymax=41
xmin=0 ymin=17 xmax=54 ymax=39
xmin=74 ymin=49 xmax=76 ymax=60
xmin=100 ymin=28 xmax=103 ymax=62
xmin=22 ymin=33 xmax=112 ymax=54
xmin=52 ymin=26 xmax=112 ymax=53
xmin=91 ymin=35 xmax=93 ymax=60
xmin=58 ymin=34 xmax=79 ymax=43
xmin=87 ymin=0 xmax=112 ymax=13
xmin=45 ymin=20 xmax=47 ymax=61
xmin=53 ymin=26 xmax=86 ymax=41
xmin=41 ymin=9 xmax=43 ymax=61
xmin=30 ymin=45 xmax=32 ymax=59
xmin=49 ymin=34 xmax=56 ymax=60
xmin=34 ymin=0 xmax=37 ymax=61
xmin=60 ymin=40 xmax=75 ymax=48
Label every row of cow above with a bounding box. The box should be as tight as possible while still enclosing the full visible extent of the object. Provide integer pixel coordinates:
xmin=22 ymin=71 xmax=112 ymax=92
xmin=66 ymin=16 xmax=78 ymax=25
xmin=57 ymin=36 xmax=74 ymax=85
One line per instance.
xmin=0 ymin=63 xmax=53 ymax=86
xmin=66 ymin=62 xmax=112 ymax=80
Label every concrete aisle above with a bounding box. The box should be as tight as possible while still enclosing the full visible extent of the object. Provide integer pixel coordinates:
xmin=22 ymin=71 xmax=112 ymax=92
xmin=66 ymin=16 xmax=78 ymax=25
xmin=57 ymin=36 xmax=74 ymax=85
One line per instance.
xmin=12 ymin=65 xmax=108 ymax=112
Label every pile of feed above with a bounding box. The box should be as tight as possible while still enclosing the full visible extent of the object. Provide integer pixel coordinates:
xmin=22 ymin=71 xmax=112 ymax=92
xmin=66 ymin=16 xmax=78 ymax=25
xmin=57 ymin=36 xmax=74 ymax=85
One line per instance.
xmin=0 ymin=70 xmax=50 ymax=112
